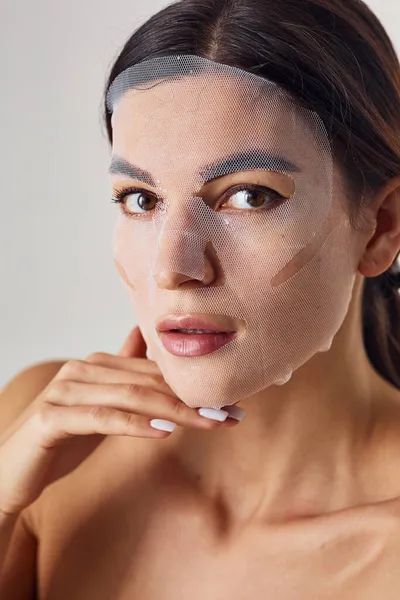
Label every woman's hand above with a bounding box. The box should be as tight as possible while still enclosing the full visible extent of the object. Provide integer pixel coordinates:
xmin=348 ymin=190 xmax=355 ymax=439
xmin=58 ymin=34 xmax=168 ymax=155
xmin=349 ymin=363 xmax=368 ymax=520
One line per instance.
xmin=0 ymin=327 xmax=239 ymax=518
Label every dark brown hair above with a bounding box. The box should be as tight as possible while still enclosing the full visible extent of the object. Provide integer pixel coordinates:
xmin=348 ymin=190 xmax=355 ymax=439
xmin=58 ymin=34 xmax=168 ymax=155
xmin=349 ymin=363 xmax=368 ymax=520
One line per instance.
xmin=103 ymin=0 xmax=400 ymax=388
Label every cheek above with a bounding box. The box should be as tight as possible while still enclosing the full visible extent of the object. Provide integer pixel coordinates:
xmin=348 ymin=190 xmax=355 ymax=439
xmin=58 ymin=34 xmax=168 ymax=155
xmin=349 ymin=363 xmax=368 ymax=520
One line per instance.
xmin=112 ymin=217 xmax=155 ymax=287
xmin=218 ymin=224 xmax=315 ymax=293
xmin=272 ymin=221 xmax=355 ymax=343
xmin=234 ymin=219 xmax=355 ymax=336
xmin=113 ymin=258 xmax=136 ymax=291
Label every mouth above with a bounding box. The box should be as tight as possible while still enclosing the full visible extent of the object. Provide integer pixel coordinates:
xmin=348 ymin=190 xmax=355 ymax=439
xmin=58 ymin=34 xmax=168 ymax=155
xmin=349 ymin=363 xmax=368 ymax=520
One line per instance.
xmin=156 ymin=315 xmax=237 ymax=357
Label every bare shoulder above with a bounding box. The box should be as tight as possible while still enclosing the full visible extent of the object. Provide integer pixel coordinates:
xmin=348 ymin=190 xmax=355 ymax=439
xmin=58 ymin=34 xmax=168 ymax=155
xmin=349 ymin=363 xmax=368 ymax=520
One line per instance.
xmin=0 ymin=360 xmax=68 ymax=437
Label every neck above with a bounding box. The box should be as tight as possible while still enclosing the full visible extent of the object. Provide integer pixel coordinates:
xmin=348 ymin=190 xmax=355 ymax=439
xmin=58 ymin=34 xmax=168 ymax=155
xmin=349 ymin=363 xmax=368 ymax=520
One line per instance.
xmin=169 ymin=278 xmax=398 ymax=527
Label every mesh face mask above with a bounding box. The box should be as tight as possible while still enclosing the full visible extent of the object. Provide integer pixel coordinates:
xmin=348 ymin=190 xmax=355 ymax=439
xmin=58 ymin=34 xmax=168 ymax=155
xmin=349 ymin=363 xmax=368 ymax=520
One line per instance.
xmin=106 ymin=54 xmax=359 ymax=410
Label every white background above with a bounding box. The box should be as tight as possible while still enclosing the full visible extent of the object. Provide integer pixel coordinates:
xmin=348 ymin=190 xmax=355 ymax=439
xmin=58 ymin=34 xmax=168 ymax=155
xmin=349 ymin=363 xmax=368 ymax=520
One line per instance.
xmin=0 ymin=0 xmax=399 ymax=388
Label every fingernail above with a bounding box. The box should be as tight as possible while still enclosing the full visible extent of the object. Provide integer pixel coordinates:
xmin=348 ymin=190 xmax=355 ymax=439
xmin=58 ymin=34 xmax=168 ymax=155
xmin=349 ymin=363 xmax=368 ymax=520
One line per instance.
xmin=150 ymin=419 xmax=176 ymax=432
xmin=224 ymin=406 xmax=247 ymax=421
xmin=197 ymin=408 xmax=229 ymax=422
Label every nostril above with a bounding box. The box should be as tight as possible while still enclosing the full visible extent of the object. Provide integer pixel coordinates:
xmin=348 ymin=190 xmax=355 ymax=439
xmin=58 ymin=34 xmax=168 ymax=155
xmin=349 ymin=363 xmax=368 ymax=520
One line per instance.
xmin=153 ymin=270 xmax=192 ymax=290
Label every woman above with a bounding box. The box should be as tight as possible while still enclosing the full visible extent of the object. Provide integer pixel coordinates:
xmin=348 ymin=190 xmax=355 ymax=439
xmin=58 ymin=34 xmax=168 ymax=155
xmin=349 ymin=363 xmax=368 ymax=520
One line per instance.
xmin=1 ymin=0 xmax=400 ymax=597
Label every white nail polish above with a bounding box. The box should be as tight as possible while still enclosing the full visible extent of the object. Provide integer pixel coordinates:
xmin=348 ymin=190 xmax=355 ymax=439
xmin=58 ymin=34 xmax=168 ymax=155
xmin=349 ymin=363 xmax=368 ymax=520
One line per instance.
xmin=150 ymin=419 xmax=176 ymax=432
xmin=197 ymin=408 xmax=229 ymax=422
xmin=225 ymin=406 xmax=247 ymax=421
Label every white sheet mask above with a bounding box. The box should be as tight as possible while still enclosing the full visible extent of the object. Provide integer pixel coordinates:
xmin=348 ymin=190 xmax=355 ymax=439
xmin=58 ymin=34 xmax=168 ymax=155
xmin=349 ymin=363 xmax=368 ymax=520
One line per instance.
xmin=106 ymin=54 xmax=359 ymax=409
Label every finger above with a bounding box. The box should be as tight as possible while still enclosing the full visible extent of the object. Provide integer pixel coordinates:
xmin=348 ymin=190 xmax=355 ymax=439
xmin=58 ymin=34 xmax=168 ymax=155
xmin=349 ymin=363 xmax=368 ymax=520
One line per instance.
xmin=44 ymin=381 xmax=230 ymax=430
xmin=118 ymin=326 xmax=147 ymax=359
xmin=55 ymin=360 xmax=175 ymax=396
xmin=28 ymin=404 xmax=174 ymax=449
xmin=221 ymin=405 xmax=247 ymax=421
xmin=84 ymin=352 xmax=162 ymax=375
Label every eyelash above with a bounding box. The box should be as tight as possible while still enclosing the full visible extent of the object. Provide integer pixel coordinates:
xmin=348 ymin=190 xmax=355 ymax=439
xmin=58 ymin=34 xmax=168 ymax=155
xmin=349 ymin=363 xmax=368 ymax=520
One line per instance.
xmin=111 ymin=184 xmax=287 ymax=219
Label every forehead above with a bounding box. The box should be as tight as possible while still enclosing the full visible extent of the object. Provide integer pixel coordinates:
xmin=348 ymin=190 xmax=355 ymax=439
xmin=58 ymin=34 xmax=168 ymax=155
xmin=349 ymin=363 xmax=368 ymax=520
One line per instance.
xmin=110 ymin=73 xmax=328 ymax=184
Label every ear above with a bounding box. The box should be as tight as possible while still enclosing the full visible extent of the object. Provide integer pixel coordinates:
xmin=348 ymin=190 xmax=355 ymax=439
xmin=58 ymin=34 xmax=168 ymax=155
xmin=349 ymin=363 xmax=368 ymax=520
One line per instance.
xmin=358 ymin=175 xmax=400 ymax=277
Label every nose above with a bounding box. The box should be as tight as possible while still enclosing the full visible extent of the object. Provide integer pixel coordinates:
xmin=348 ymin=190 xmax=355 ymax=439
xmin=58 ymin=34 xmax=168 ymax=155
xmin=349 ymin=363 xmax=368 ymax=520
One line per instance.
xmin=152 ymin=196 xmax=220 ymax=290
xmin=153 ymin=225 xmax=219 ymax=290
xmin=153 ymin=256 xmax=216 ymax=290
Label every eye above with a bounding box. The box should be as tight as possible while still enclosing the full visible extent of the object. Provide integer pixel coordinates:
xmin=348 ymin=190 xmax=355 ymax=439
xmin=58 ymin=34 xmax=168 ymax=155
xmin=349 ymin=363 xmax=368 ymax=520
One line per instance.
xmin=111 ymin=187 xmax=158 ymax=218
xmin=111 ymin=183 xmax=288 ymax=219
xmin=220 ymin=184 xmax=287 ymax=211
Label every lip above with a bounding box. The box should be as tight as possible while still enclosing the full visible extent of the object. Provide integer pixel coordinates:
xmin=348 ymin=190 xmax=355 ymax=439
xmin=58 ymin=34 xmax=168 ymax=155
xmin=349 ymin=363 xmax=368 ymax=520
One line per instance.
xmin=157 ymin=331 xmax=236 ymax=357
xmin=156 ymin=315 xmax=236 ymax=333
xmin=155 ymin=314 xmax=237 ymax=357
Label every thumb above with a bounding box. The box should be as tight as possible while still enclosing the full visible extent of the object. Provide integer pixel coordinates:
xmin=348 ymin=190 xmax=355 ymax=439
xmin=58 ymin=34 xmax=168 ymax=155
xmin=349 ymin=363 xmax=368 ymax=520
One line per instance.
xmin=118 ymin=326 xmax=148 ymax=358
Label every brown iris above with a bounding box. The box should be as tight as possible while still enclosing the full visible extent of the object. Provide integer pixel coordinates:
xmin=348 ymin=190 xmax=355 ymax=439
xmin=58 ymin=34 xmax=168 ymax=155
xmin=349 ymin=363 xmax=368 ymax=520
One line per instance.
xmin=130 ymin=193 xmax=157 ymax=212
xmin=246 ymin=189 xmax=267 ymax=207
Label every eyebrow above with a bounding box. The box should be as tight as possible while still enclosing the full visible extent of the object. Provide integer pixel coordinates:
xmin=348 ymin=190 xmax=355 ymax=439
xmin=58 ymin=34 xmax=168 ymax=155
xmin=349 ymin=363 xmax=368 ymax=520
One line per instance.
xmin=108 ymin=150 xmax=300 ymax=186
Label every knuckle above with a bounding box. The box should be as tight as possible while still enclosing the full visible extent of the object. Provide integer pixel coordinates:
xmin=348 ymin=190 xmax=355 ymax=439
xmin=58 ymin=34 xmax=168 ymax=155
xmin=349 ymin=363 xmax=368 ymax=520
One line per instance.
xmin=58 ymin=359 xmax=87 ymax=380
xmin=34 ymin=403 xmax=58 ymax=431
xmin=141 ymin=374 xmax=166 ymax=390
xmin=55 ymin=361 xmax=74 ymax=380
xmin=152 ymin=373 xmax=167 ymax=386
xmin=85 ymin=352 xmax=109 ymax=363
xmin=121 ymin=411 xmax=137 ymax=429
xmin=123 ymin=383 xmax=142 ymax=398
xmin=45 ymin=379 xmax=73 ymax=400
xmin=88 ymin=406 xmax=109 ymax=423
xmin=169 ymin=397 xmax=187 ymax=418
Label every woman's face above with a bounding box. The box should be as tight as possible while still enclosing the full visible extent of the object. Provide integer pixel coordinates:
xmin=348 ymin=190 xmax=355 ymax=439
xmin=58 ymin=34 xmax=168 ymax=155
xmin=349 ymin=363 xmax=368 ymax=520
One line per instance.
xmin=108 ymin=62 xmax=362 ymax=409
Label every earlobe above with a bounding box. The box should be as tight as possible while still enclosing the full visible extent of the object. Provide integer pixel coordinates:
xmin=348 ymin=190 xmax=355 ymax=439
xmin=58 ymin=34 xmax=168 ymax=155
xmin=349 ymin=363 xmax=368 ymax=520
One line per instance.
xmin=357 ymin=178 xmax=400 ymax=278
